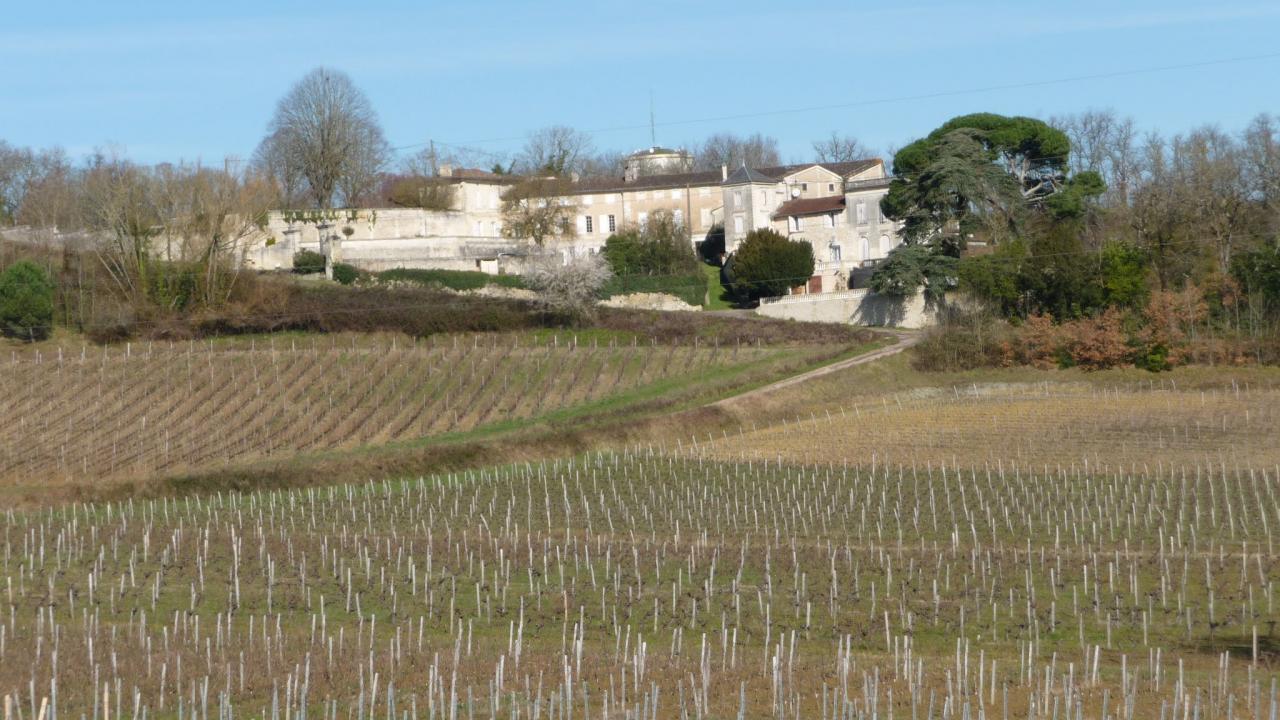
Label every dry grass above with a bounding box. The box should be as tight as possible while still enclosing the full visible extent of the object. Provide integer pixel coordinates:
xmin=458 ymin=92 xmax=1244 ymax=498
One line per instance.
xmin=702 ymin=378 xmax=1280 ymax=471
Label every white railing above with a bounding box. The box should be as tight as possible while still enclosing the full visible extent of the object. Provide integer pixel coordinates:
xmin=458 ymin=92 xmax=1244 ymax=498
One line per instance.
xmin=759 ymin=289 xmax=869 ymax=306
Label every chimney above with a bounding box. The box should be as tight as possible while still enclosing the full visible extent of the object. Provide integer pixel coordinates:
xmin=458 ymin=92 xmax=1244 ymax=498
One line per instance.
xmin=721 ymin=164 xmax=727 ymax=182
xmin=438 ymin=164 xmax=453 ymax=178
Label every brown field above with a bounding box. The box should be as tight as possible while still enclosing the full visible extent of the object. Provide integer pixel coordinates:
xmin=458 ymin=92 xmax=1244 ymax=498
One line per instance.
xmin=701 ymin=378 xmax=1280 ymax=472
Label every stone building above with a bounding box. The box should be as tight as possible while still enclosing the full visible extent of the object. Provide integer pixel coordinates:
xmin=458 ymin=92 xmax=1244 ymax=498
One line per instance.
xmin=623 ymin=147 xmax=693 ymax=182
xmin=245 ymin=153 xmax=905 ymax=296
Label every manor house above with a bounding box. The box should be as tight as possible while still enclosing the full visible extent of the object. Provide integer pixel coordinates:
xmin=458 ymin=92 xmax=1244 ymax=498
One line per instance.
xmin=247 ymin=146 xmax=904 ymax=295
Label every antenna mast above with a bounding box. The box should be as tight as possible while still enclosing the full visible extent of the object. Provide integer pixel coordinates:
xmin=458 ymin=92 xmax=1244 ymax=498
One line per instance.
xmin=649 ymin=90 xmax=656 ymax=146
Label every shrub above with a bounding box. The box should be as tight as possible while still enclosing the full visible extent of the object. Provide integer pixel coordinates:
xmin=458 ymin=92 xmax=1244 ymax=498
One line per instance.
xmin=523 ymin=254 xmax=612 ymax=324
xmin=600 ymin=211 xmax=704 ymax=306
xmin=1002 ymin=314 xmax=1061 ymax=369
xmin=725 ymin=228 xmax=814 ymax=303
xmin=1099 ymin=241 xmax=1149 ymax=308
xmin=601 ymin=273 xmax=707 ymax=308
xmin=602 ymin=211 xmax=699 ymax=277
xmin=0 ymin=260 xmax=55 ymax=341
xmin=1140 ymin=286 xmax=1207 ymax=365
xmin=957 ymin=239 xmax=1024 ymax=315
xmin=293 ymin=249 xmax=326 ymax=274
xmin=331 ymin=263 xmax=360 ymax=286
xmin=910 ymin=308 xmax=1008 ymax=371
xmin=1057 ymin=308 xmax=1131 ymax=369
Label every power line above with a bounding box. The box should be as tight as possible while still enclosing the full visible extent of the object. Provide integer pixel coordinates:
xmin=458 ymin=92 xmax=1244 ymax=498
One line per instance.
xmin=390 ymin=51 xmax=1280 ymax=154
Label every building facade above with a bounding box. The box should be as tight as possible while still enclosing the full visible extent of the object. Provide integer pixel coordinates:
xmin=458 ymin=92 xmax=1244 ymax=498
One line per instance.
xmin=245 ymin=151 xmax=905 ymax=296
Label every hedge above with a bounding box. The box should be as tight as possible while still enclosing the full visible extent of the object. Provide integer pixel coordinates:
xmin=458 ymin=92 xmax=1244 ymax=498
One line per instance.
xmin=377 ymin=268 xmax=526 ymax=291
xmin=601 ymin=273 xmax=707 ymax=308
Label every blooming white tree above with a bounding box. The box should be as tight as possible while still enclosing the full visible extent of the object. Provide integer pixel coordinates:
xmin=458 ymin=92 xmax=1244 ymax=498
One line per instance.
xmin=523 ymin=253 xmax=612 ymax=322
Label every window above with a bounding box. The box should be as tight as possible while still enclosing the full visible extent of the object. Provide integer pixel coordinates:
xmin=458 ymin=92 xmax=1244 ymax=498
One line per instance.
xmin=491 ymin=221 xmax=500 ymax=236
xmin=831 ymin=245 xmax=842 ymax=262
xmin=733 ymin=215 xmax=744 ymax=234
xmin=607 ymin=214 xmax=616 ymax=232
xmin=671 ymin=189 xmax=681 ymax=200
xmin=828 ymin=183 xmax=835 ymax=193
xmin=794 ymin=216 xmax=804 ymax=231
xmin=824 ymin=214 xmax=834 ymax=228
xmin=474 ymin=221 xmax=482 ymax=236
xmin=733 ymin=190 xmax=742 ymax=208
xmin=860 ymin=236 xmax=870 ymax=261
xmin=638 ymin=211 xmax=648 ymax=228
xmin=673 ymin=209 xmax=683 ymax=226
xmin=878 ymin=205 xmax=887 ymax=223
xmin=760 ymin=190 xmax=767 ymax=206
xmin=879 ymin=234 xmax=890 ymax=255
xmin=856 ymin=201 xmax=867 ymax=224
xmin=700 ymin=208 xmax=711 ymax=227
xmin=583 ymin=195 xmax=594 ymax=206
xmin=801 ymin=183 xmax=808 ymax=192
xmin=584 ymin=215 xmax=593 ymax=233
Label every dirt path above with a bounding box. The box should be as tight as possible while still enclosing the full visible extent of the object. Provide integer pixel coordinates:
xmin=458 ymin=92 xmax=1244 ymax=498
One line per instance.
xmin=712 ymin=330 xmax=919 ymax=406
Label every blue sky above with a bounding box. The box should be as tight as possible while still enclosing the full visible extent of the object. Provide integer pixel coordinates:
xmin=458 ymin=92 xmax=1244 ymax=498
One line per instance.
xmin=3 ymin=0 xmax=1279 ymax=167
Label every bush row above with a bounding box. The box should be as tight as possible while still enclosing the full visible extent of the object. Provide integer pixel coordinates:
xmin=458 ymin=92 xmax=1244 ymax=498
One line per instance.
xmin=914 ymin=286 xmax=1280 ymax=371
xmin=376 ymin=268 xmax=527 ymax=291
xmin=601 ymin=273 xmax=707 ymax=308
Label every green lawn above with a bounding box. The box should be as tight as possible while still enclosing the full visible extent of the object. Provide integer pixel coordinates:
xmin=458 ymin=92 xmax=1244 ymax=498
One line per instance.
xmin=702 ymin=262 xmax=733 ymax=310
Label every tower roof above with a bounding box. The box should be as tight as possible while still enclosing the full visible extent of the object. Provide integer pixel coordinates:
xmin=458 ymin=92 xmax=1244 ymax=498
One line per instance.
xmin=723 ymin=165 xmax=778 ymax=185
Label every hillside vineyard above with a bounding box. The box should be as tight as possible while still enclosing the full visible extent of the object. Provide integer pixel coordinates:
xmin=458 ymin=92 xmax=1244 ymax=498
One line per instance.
xmin=1 ymin=452 xmax=1277 ymax=718
xmin=0 ymin=334 xmax=777 ymax=487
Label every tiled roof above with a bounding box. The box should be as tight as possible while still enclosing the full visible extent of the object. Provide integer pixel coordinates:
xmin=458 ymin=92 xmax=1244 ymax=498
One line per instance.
xmin=724 ymin=165 xmax=778 ymax=185
xmin=451 ymin=167 xmax=505 ymax=179
xmin=772 ymin=195 xmax=846 ymax=218
xmin=564 ymin=159 xmax=881 ymax=195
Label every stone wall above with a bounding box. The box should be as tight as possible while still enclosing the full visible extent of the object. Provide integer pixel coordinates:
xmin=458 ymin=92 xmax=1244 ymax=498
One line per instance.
xmin=245 ymin=208 xmax=532 ymax=274
xmin=755 ymin=288 xmax=935 ymax=328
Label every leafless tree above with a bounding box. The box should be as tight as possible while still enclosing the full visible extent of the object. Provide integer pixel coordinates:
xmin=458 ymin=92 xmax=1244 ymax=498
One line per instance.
xmin=1174 ymin=126 xmax=1252 ymax=273
xmin=523 ymin=252 xmax=611 ymax=321
xmin=500 ymin=178 xmax=578 ymax=246
xmin=254 ymin=68 xmax=390 ymax=208
xmin=1242 ymin=114 xmax=1280 ymax=231
xmin=250 ymin=128 xmax=308 ymax=208
xmin=693 ymin=132 xmax=780 ymax=171
xmin=78 ymin=152 xmax=161 ymax=301
xmin=811 ymin=132 xmax=871 ymax=164
xmin=14 ymin=149 xmax=76 ymax=231
xmin=1051 ymin=110 xmax=1140 ymax=206
xmin=336 ymin=121 xmax=390 ymax=207
xmin=516 ymin=126 xmax=594 ymax=177
xmin=151 ymin=162 xmax=276 ymax=305
xmin=1127 ymin=132 xmax=1199 ymax=290
xmin=79 ymin=153 xmax=274 ymax=308
xmin=0 ymin=141 xmax=36 ymax=224
xmin=579 ymin=150 xmax=626 ymax=179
